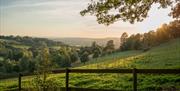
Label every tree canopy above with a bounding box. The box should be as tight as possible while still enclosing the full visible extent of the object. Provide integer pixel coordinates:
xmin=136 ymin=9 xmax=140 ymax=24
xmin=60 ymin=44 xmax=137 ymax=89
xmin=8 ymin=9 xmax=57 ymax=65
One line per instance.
xmin=80 ymin=0 xmax=179 ymax=25
xmin=119 ymin=20 xmax=180 ymax=51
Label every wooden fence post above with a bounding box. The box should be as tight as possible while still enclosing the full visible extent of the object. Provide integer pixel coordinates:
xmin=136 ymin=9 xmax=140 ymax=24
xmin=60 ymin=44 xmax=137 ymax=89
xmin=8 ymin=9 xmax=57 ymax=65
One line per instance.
xmin=66 ymin=68 xmax=69 ymax=91
xmin=18 ymin=73 xmax=22 ymax=91
xmin=133 ymin=68 xmax=137 ymax=91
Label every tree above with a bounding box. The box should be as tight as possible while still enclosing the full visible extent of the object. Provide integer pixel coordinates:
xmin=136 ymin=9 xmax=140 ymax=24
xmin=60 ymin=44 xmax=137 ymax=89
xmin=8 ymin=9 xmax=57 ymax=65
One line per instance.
xmin=49 ymin=47 xmax=72 ymax=68
xmin=80 ymin=0 xmax=178 ymax=25
xmin=156 ymin=24 xmax=171 ymax=43
xmin=122 ymin=35 xmax=135 ymax=50
xmin=170 ymin=2 xmax=180 ymax=19
xmin=13 ymin=64 xmax=20 ymax=72
xmin=19 ymin=49 xmax=33 ymax=72
xmin=120 ymin=33 xmax=142 ymax=51
xmin=19 ymin=57 xmax=29 ymax=72
xmin=28 ymin=59 xmax=36 ymax=72
xmin=120 ymin=32 xmax=128 ymax=50
xmin=142 ymin=30 xmax=157 ymax=49
xmin=91 ymin=41 xmax=102 ymax=58
xmin=80 ymin=51 xmax=89 ymax=64
xmin=168 ymin=20 xmax=180 ymax=38
xmin=70 ymin=49 xmax=79 ymax=63
xmin=133 ymin=33 xmax=142 ymax=50
xmin=120 ymin=32 xmax=128 ymax=45
xmin=33 ymin=46 xmax=53 ymax=91
xmin=12 ymin=49 xmax=23 ymax=61
xmin=3 ymin=59 xmax=13 ymax=73
xmin=118 ymin=19 xmax=180 ymax=51
xmin=104 ymin=40 xmax=115 ymax=54
xmin=58 ymin=47 xmax=71 ymax=67
xmin=0 ymin=59 xmax=5 ymax=72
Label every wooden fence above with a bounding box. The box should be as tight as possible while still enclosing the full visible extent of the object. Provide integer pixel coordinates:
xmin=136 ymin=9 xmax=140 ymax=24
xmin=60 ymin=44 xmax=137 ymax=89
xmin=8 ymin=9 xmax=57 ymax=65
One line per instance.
xmin=18 ymin=68 xmax=180 ymax=91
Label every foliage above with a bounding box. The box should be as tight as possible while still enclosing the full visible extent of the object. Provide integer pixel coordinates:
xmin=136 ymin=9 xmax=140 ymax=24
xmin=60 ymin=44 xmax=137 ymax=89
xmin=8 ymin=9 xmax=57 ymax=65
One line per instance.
xmin=103 ymin=40 xmax=115 ymax=54
xmin=170 ymin=1 xmax=180 ymax=19
xmin=119 ymin=20 xmax=180 ymax=51
xmin=70 ymin=49 xmax=79 ymax=63
xmin=58 ymin=47 xmax=72 ymax=67
xmin=33 ymin=46 xmax=57 ymax=91
xmin=0 ymin=36 xmax=79 ymax=75
xmin=80 ymin=51 xmax=89 ymax=64
xmin=120 ymin=32 xmax=128 ymax=48
xmin=91 ymin=41 xmax=102 ymax=58
xmin=80 ymin=0 xmax=176 ymax=25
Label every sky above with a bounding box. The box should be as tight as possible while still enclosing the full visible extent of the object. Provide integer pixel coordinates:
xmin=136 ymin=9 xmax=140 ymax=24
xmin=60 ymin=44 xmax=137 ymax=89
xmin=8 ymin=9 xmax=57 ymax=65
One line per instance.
xmin=0 ymin=0 xmax=174 ymax=38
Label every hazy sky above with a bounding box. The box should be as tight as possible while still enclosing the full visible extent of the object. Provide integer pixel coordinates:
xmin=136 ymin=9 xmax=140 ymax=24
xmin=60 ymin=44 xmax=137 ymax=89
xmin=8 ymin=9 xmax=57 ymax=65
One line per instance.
xmin=0 ymin=0 xmax=173 ymax=38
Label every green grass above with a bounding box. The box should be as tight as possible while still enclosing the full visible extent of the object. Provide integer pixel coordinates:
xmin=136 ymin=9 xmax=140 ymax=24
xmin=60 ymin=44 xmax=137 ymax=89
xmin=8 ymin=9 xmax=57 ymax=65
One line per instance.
xmin=82 ymin=39 xmax=180 ymax=69
xmin=0 ymin=39 xmax=30 ymax=49
xmin=51 ymin=46 xmax=62 ymax=49
xmin=0 ymin=39 xmax=180 ymax=90
xmin=12 ymin=45 xmax=30 ymax=49
xmin=0 ymin=57 xmax=3 ymax=61
xmin=74 ymin=50 xmax=142 ymax=67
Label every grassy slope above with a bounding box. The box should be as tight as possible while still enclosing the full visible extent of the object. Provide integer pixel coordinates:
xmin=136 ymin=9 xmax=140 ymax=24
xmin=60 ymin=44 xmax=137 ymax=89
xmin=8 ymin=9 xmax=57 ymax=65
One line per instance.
xmin=0 ymin=39 xmax=180 ymax=90
xmin=80 ymin=39 xmax=180 ymax=69
xmin=0 ymin=39 xmax=65 ymax=50
xmin=0 ymin=39 xmax=30 ymax=49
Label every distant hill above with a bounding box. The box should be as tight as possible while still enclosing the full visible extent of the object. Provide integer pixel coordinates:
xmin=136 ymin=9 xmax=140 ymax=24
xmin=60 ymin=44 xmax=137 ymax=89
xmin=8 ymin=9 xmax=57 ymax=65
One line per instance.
xmin=50 ymin=37 xmax=120 ymax=48
xmin=0 ymin=35 xmax=66 ymax=47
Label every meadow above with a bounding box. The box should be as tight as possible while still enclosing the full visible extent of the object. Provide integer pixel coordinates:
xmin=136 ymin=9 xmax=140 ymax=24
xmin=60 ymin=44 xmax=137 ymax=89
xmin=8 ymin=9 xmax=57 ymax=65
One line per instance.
xmin=0 ymin=39 xmax=180 ymax=91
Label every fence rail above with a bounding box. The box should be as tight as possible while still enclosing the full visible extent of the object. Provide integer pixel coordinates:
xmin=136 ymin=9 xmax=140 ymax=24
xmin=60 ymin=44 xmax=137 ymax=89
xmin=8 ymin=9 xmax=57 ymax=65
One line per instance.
xmin=18 ymin=68 xmax=180 ymax=91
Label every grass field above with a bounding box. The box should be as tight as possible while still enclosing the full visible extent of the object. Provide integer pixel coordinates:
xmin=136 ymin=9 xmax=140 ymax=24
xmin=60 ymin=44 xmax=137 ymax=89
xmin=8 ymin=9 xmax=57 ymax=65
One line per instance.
xmin=0 ymin=39 xmax=30 ymax=49
xmin=0 ymin=39 xmax=180 ymax=91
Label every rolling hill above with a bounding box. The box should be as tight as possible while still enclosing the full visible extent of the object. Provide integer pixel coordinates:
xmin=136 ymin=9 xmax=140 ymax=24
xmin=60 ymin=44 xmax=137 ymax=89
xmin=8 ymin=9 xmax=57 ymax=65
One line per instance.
xmin=0 ymin=38 xmax=180 ymax=90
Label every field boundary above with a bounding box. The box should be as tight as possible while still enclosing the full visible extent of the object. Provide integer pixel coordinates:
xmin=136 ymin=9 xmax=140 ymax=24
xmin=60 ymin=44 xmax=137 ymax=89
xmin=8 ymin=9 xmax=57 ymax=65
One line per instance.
xmin=18 ymin=68 xmax=180 ymax=91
